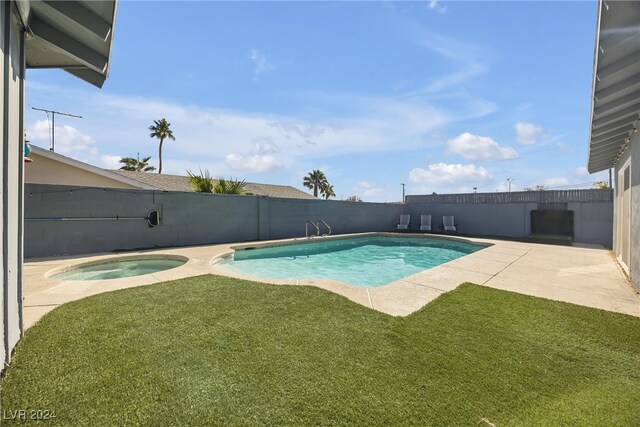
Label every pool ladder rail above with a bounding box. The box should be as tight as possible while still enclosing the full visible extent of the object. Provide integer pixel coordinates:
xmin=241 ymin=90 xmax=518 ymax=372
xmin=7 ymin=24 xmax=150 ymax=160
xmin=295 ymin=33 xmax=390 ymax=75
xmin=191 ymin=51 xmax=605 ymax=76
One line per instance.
xmin=305 ymin=220 xmax=332 ymax=238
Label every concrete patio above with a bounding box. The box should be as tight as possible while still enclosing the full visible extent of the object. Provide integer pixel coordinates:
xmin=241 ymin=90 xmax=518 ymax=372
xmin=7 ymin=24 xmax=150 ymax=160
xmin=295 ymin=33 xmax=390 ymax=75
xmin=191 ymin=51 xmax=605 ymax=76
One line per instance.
xmin=22 ymin=233 xmax=639 ymax=329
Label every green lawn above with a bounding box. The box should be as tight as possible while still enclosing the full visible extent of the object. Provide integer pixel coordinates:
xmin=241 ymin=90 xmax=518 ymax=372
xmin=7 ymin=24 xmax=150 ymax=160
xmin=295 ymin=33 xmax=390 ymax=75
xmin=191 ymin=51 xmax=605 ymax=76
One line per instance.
xmin=2 ymin=275 xmax=639 ymax=426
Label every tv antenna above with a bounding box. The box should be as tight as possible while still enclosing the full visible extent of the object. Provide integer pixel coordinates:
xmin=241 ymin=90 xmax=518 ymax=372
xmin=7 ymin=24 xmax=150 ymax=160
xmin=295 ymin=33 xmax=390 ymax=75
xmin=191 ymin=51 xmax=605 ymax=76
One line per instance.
xmin=32 ymin=107 xmax=83 ymax=152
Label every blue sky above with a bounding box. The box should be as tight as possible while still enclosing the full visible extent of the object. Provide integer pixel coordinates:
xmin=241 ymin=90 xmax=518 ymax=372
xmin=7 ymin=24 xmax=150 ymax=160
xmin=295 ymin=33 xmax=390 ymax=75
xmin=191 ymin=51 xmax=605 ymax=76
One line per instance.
xmin=25 ymin=1 xmax=609 ymax=201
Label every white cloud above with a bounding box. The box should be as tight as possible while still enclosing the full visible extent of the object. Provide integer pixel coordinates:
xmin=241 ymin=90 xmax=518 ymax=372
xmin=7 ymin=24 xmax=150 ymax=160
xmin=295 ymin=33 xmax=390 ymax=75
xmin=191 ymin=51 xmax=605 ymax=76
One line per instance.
xmin=225 ymin=153 xmax=283 ymax=173
xmin=427 ymin=0 xmax=447 ymax=13
xmin=249 ymin=49 xmax=275 ymax=76
xmin=447 ymin=132 xmax=518 ymax=161
xmin=555 ymin=140 xmax=573 ymax=153
xmin=267 ymin=121 xmax=326 ymax=140
xmin=62 ymin=90 xmax=452 ymax=169
xmin=251 ymin=139 xmax=279 ymax=155
xmin=407 ymin=30 xmax=493 ymax=95
xmin=571 ymin=167 xmax=609 ymax=186
xmin=100 ymin=155 xmax=121 ymax=169
xmin=349 ymin=181 xmax=398 ymax=202
xmin=574 ymin=166 xmax=589 ymax=177
xmin=27 ymin=120 xmax=96 ymax=158
xmin=23 ymin=79 xmax=488 ymax=180
xmin=542 ymin=177 xmax=568 ymax=188
xmin=514 ymin=121 xmax=542 ymax=145
xmin=409 ymin=163 xmax=493 ymax=193
xmin=355 ymin=181 xmax=385 ymax=198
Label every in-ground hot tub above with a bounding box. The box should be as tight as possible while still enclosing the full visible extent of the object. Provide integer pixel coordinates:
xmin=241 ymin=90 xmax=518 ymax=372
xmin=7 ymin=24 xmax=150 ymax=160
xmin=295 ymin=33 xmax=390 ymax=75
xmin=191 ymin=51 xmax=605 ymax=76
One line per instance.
xmin=49 ymin=255 xmax=188 ymax=281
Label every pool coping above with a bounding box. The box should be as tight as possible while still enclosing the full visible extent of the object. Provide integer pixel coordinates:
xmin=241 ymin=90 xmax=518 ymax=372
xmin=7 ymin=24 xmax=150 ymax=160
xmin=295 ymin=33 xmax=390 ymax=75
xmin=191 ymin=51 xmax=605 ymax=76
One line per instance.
xmin=22 ymin=232 xmax=639 ymax=328
xmin=45 ymin=253 xmax=190 ymax=279
xmin=209 ymin=232 xmax=493 ymax=289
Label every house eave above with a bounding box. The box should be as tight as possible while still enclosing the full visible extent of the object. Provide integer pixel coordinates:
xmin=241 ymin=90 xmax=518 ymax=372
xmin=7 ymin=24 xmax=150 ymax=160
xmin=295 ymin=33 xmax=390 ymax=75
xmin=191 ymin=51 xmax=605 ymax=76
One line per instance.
xmin=586 ymin=0 xmax=640 ymax=173
xmin=21 ymin=0 xmax=117 ymax=88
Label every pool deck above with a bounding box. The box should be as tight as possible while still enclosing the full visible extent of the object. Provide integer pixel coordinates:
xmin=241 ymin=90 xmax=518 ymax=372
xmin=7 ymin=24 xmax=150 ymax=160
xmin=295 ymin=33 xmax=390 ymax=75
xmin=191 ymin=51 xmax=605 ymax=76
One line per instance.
xmin=22 ymin=233 xmax=639 ymax=328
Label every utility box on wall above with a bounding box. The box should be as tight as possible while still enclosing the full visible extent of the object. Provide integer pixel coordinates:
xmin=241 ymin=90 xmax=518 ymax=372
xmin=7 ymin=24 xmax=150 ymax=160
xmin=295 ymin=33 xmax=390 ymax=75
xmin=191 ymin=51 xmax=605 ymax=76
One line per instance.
xmin=530 ymin=210 xmax=574 ymax=237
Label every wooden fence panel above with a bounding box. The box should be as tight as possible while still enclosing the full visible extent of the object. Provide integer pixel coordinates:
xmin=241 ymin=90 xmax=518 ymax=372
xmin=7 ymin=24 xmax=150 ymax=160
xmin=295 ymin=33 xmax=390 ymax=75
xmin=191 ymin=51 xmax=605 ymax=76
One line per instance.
xmin=405 ymin=189 xmax=613 ymax=204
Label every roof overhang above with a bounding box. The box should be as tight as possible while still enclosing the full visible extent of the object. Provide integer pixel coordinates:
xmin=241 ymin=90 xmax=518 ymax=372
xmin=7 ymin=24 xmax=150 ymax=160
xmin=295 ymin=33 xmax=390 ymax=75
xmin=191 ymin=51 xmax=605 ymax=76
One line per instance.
xmin=587 ymin=0 xmax=640 ymax=173
xmin=14 ymin=0 xmax=117 ymax=88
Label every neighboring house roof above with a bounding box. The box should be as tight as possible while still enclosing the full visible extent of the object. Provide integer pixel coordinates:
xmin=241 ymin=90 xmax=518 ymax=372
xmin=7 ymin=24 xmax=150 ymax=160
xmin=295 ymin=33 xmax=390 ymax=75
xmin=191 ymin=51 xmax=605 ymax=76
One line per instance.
xmin=111 ymin=170 xmax=317 ymax=200
xmin=27 ymin=145 xmax=315 ymax=199
xmin=112 ymin=170 xmax=193 ymax=192
xmin=28 ymin=145 xmax=157 ymax=189
xmin=15 ymin=0 xmax=117 ymax=88
xmin=587 ymin=0 xmax=640 ymax=173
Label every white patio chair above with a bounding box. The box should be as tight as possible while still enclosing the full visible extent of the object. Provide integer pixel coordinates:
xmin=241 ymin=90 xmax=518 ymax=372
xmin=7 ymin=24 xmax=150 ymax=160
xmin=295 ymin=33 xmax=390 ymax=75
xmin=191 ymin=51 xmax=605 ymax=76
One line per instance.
xmin=442 ymin=215 xmax=457 ymax=232
xmin=420 ymin=214 xmax=432 ymax=232
xmin=397 ymin=214 xmax=410 ymax=231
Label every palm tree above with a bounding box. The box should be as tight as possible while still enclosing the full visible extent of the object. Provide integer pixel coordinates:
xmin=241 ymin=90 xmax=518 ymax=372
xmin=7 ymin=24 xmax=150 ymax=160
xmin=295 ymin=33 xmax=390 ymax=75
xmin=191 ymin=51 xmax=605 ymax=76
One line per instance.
xmin=321 ymin=183 xmax=335 ymax=200
xmin=148 ymin=118 xmax=175 ymax=174
xmin=303 ymin=170 xmax=328 ymax=198
xmin=118 ymin=156 xmax=156 ymax=172
xmin=186 ymin=169 xmax=214 ymax=193
xmin=214 ymin=178 xmax=247 ymax=195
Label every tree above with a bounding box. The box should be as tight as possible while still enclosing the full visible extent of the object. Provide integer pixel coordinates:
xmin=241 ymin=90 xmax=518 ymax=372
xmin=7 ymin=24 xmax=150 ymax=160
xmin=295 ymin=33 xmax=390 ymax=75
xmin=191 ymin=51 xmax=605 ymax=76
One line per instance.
xmin=303 ymin=170 xmax=329 ymax=198
xmin=214 ymin=178 xmax=246 ymax=195
xmin=593 ymin=181 xmax=609 ymax=189
xmin=187 ymin=169 xmax=214 ymax=193
xmin=523 ymin=185 xmax=547 ymax=191
xmin=118 ymin=156 xmax=156 ymax=172
xmin=321 ymin=183 xmax=335 ymax=200
xmin=148 ymin=118 xmax=175 ymax=174
xmin=345 ymin=195 xmax=362 ymax=202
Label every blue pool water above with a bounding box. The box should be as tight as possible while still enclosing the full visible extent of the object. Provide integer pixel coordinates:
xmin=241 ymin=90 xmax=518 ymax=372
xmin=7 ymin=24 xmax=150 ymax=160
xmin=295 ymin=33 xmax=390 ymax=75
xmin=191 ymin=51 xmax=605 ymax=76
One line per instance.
xmin=53 ymin=258 xmax=186 ymax=281
xmin=217 ymin=236 xmax=483 ymax=287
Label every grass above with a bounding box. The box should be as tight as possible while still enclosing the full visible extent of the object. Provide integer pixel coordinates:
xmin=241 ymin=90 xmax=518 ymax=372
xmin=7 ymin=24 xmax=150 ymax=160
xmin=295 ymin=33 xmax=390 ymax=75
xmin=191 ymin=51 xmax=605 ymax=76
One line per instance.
xmin=2 ymin=275 xmax=639 ymax=426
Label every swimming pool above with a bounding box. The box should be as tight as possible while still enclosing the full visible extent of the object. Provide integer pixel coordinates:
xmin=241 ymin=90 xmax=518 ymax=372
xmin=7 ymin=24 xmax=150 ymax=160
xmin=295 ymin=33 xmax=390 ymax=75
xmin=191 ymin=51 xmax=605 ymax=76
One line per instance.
xmin=51 ymin=257 xmax=187 ymax=281
xmin=215 ymin=235 xmax=484 ymax=287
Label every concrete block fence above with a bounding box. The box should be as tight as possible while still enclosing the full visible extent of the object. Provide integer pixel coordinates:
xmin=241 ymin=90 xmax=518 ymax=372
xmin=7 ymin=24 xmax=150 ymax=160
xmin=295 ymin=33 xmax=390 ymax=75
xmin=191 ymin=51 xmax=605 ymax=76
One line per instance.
xmin=24 ymin=184 xmax=404 ymax=258
xmin=24 ymin=185 xmax=613 ymax=259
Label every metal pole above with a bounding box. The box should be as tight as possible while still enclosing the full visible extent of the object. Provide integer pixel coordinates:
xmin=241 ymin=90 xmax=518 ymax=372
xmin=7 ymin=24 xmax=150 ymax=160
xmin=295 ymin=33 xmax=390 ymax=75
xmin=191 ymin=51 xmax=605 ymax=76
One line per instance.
xmin=609 ymin=168 xmax=613 ymax=189
xmin=32 ymin=107 xmax=82 ymax=152
xmin=51 ymin=113 xmax=55 ymax=152
xmin=507 ymin=178 xmax=515 ymax=193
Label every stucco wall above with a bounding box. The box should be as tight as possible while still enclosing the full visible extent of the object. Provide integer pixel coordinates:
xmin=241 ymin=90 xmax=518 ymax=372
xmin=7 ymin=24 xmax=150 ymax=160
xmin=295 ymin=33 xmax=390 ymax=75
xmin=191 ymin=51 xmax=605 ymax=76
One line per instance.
xmin=569 ymin=201 xmax=615 ymax=247
xmin=1 ymin=3 xmax=25 ymax=367
xmin=404 ymin=198 xmax=613 ymax=247
xmin=614 ymin=131 xmax=639 ymax=291
xmin=404 ymin=202 xmax=533 ymax=238
xmin=25 ymin=152 xmax=138 ymax=189
xmin=24 ymin=184 xmax=404 ymax=258
xmin=631 ymin=133 xmax=639 ymax=291
xmin=25 ymin=184 xmax=615 ymax=259
xmin=266 ymin=198 xmax=404 ymax=239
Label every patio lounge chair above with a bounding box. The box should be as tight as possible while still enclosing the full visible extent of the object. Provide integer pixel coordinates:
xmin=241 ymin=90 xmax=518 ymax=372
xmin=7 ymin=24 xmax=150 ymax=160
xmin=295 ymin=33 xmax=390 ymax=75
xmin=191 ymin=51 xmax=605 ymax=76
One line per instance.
xmin=420 ymin=214 xmax=432 ymax=231
xmin=442 ymin=215 xmax=457 ymax=232
xmin=397 ymin=214 xmax=410 ymax=231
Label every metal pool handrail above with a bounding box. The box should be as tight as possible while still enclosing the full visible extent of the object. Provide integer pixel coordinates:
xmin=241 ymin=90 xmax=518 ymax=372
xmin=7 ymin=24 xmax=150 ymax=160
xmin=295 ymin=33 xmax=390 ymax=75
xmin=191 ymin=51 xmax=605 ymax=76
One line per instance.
xmin=305 ymin=220 xmax=320 ymax=238
xmin=317 ymin=220 xmax=331 ymax=236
